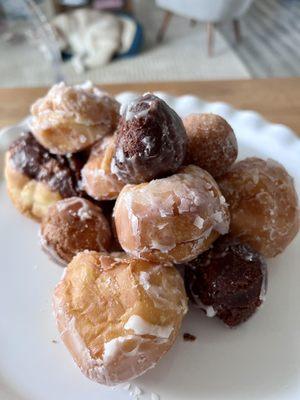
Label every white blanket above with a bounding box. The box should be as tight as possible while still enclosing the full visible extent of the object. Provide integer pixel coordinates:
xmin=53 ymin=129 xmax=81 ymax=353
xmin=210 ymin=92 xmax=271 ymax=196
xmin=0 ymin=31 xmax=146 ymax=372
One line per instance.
xmin=52 ymin=9 xmax=122 ymax=71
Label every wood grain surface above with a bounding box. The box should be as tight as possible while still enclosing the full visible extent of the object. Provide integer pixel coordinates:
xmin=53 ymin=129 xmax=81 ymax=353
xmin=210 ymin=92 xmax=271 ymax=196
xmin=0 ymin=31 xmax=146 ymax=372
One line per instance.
xmin=0 ymin=78 xmax=299 ymax=135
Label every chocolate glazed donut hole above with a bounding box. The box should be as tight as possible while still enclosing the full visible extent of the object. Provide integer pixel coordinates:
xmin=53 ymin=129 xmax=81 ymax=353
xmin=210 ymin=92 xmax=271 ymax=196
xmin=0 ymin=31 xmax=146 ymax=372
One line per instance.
xmin=112 ymin=93 xmax=188 ymax=184
xmin=5 ymin=132 xmax=87 ymax=221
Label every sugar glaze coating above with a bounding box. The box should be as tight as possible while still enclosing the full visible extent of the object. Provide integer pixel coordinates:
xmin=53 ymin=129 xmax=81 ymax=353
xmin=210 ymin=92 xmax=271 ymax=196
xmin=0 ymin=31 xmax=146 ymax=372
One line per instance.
xmin=53 ymin=251 xmax=188 ymax=385
xmin=184 ymin=113 xmax=238 ymax=177
xmin=30 ymin=81 xmax=120 ymax=154
xmin=218 ymin=157 xmax=299 ymax=257
xmin=114 ymin=165 xmax=230 ymax=263
xmin=81 ymin=136 xmax=124 ymax=201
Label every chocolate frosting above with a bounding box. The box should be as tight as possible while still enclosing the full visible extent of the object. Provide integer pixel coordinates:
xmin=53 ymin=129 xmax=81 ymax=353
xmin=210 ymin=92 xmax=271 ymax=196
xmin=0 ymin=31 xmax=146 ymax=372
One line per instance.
xmin=184 ymin=236 xmax=267 ymax=327
xmin=113 ymin=93 xmax=187 ymax=184
xmin=9 ymin=132 xmax=86 ymax=198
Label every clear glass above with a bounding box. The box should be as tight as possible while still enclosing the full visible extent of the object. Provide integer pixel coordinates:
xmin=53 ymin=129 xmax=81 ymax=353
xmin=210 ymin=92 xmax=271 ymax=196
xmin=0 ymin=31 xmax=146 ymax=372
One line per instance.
xmin=0 ymin=0 xmax=64 ymax=87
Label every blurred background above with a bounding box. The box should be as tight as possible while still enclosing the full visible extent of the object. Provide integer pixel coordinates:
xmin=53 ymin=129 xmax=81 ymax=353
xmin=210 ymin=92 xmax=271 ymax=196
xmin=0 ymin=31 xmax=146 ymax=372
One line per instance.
xmin=0 ymin=0 xmax=299 ymax=87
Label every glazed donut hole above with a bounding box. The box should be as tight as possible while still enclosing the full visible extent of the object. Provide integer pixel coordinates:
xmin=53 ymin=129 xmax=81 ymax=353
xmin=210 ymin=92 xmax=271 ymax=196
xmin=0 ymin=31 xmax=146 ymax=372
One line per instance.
xmin=111 ymin=93 xmax=187 ymax=184
xmin=114 ymin=165 xmax=230 ymax=264
xmin=183 ymin=113 xmax=238 ymax=178
xmin=53 ymin=251 xmax=188 ymax=385
xmin=30 ymin=81 xmax=120 ymax=154
xmin=218 ymin=157 xmax=299 ymax=257
xmin=40 ymin=197 xmax=111 ymax=265
xmin=184 ymin=235 xmax=267 ymax=327
xmin=81 ymin=135 xmax=125 ymax=201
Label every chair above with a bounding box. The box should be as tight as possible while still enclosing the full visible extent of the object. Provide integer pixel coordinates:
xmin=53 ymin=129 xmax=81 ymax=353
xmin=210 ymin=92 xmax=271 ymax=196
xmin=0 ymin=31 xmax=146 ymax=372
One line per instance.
xmin=155 ymin=0 xmax=254 ymax=56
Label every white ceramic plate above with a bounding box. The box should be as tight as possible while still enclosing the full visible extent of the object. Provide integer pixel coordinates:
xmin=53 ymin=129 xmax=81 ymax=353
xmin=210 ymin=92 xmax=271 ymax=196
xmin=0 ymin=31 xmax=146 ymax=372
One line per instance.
xmin=1 ymin=93 xmax=300 ymax=400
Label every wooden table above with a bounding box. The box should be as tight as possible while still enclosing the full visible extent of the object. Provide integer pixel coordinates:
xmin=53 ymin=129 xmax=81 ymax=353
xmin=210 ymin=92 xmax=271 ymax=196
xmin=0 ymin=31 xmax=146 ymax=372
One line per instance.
xmin=0 ymin=78 xmax=299 ymax=135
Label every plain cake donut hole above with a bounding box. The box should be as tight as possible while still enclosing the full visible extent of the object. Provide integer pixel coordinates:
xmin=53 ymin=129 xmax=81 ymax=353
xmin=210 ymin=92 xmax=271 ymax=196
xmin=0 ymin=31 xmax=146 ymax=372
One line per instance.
xmin=218 ymin=157 xmax=299 ymax=257
xmin=40 ymin=197 xmax=111 ymax=265
xmin=183 ymin=113 xmax=238 ymax=178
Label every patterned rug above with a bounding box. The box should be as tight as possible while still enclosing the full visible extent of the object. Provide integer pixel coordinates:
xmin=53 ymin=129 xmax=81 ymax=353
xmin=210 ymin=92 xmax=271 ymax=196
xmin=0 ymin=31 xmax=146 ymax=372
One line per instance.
xmin=220 ymin=0 xmax=300 ymax=77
